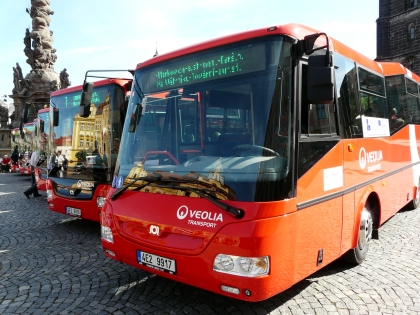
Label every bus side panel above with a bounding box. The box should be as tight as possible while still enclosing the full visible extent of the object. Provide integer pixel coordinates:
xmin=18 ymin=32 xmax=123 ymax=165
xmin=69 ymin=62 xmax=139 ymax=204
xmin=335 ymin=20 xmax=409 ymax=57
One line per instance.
xmin=341 ymin=192 xmax=355 ymax=255
xmin=293 ymin=197 xmax=342 ymax=283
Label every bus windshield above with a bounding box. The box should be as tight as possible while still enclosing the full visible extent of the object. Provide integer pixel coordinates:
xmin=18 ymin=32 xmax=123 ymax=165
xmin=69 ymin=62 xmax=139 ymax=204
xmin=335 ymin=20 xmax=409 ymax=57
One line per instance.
xmin=37 ymin=110 xmax=50 ymax=161
xmin=117 ymin=36 xmax=294 ymax=202
xmin=50 ymin=84 xmax=124 ymax=182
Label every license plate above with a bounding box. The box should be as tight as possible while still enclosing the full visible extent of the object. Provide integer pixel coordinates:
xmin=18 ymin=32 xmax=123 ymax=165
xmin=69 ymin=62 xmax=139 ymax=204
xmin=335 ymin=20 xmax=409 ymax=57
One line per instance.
xmin=66 ymin=206 xmax=81 ymax=217
xmin=137 ymin=250 xmax=176 ymax=274
xmin=24 ymin=170 xmax=28 ymax=174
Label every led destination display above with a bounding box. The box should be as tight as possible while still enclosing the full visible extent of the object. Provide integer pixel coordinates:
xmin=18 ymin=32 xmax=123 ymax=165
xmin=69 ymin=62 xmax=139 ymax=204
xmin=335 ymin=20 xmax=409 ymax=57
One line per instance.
xmin=140 ymin=42 xmax=267 ymax=93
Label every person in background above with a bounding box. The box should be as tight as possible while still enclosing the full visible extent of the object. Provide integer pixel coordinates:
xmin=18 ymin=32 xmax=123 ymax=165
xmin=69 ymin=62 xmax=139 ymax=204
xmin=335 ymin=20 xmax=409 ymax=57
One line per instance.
xmin=23 ymin=150 xmax=42 ymax=198
xmin=1 ymin=155 xmax=11 ymax=173
xmin=11 ymin=146 xmax=19 ymax=164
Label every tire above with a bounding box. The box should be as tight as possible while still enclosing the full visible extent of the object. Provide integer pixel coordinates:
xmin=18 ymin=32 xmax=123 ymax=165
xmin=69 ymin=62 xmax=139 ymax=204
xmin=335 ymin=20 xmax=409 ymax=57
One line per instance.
xmin=342 ymin=207 xmax=373 ymax=264
xmin=406 ymin=183 xmax=420 ymax=210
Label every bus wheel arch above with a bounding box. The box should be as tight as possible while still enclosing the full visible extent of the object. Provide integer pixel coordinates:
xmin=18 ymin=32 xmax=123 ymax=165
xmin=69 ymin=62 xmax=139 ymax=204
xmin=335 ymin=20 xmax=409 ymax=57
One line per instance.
xmin=342 ymin=193 xmax=379 ymax=264
xmin=405 ymin=177 xmax=420 ymax=210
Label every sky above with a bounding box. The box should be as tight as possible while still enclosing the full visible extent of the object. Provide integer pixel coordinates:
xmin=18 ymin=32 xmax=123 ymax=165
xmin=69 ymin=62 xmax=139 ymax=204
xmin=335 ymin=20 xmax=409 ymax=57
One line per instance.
xmin=0 ymin=0 xmax=379 ymax=101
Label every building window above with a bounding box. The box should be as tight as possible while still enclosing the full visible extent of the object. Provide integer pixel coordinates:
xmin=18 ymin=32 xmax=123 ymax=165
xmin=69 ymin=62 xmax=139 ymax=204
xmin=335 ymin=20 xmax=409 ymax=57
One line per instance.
xmin=409 ymin=23 xmax=415 ymax=40
xmin=80 ymin=139 xmax=84 ymax=147
xmin=409 ymin=0 xmax=418 ymax=8
xmin=81 ymin=123 xmax=85 ymax=131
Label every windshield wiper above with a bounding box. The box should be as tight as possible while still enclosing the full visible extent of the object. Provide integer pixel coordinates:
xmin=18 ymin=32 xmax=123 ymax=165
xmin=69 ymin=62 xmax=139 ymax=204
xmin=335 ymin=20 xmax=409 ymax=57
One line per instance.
xmin=169 ymin=183 xmax=244 ymax=219
xmin=110 ymin=172 xmax=163 ymax=200
xmin=110 ymin=172 xmax=244 ymax=219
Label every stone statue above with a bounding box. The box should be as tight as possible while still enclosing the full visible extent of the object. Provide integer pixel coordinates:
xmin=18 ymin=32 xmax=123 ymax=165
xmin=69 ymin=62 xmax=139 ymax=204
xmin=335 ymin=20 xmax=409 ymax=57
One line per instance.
xmin=60 ymin=68 xmax=71 ymax=89
xmin=24 ymin=28 xmax=31 ymax=49
xmin=16 ymin=63 xmax=24 ymax=81
xmin=13 ymin=67 xmax=21 ymax=92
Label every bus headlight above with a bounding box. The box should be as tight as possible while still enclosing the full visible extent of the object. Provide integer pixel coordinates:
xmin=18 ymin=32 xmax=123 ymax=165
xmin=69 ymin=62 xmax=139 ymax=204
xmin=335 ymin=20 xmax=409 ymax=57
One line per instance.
xmin=97 ymin=197 xmax=106 ymax=208
xmin=213 ymin=254 xmax=269 ymax=277
xmin=101 ymin=226 xmax=114 ymax=243
xmin=46 ymin=189 xmax=52 ymax=200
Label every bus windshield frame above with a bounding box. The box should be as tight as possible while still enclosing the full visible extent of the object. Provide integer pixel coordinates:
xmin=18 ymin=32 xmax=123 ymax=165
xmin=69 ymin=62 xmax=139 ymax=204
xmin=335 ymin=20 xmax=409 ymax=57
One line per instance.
xmin=117 ymin=36 xmax=294 ymax=202
xmin=49 ymin=83 xmax=125 ymax=183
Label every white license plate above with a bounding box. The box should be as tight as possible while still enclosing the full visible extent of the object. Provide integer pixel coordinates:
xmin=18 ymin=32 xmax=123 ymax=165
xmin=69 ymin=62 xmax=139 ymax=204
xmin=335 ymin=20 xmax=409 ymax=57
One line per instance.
xmin=66 ymin=206 xmax=81 ymax=217
xmin=24 ymin=171 xmax=28 ymax=174
xmin=137 ymin=250 xmax=176 ymax=274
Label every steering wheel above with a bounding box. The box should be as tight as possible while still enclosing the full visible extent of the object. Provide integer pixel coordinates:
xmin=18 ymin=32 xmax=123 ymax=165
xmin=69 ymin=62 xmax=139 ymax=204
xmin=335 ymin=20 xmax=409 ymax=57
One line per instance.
xmin=142 ymin=150 xmax=180 ymax=165
xmin=232 ymin=144 xmax=280 ymax=157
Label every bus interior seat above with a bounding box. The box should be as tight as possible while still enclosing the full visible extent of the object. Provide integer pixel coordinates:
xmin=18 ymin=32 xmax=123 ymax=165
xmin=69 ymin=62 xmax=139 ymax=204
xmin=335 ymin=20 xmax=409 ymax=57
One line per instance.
xmin=217 ymin=133 xmax=252 ymax=157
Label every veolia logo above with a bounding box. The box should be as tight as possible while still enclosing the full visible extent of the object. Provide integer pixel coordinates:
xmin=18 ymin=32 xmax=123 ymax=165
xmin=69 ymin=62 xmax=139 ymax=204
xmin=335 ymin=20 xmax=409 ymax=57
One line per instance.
xmin=77 ymin=180 xmax=94 ymax=188
xmin=177 ymin=205 xmax=189 ymax=219
xmin=359 ymin=147 xmax=367 ymax=169
xmin=176 ymin=205 xmax=223 ymax=222
xmin=359 ymin=147 xmax=383 ymax=170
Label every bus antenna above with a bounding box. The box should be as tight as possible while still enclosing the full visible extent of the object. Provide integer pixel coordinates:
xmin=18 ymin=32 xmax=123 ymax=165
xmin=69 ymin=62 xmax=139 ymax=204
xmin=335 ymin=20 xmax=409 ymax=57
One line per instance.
xmin=247 ymin=11 xmax=255 ymax=30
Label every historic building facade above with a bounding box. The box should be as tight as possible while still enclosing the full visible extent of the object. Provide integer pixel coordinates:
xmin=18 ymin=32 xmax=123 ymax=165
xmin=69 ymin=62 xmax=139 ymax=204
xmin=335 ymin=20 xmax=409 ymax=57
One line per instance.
xmin=376 ymin=0 xmax=420 ymax=74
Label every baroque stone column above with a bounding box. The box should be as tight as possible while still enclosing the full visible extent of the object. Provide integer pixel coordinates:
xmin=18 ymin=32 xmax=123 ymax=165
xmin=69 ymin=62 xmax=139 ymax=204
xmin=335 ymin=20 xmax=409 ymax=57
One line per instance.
xmin=11 ymin=0 xmax=70 ymax=127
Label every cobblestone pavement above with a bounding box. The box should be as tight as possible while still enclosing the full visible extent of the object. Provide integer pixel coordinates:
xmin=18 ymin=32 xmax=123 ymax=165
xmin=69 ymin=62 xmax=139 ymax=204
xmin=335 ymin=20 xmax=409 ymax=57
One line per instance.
xmin=1 ymin=173 xmax=420 ymax=315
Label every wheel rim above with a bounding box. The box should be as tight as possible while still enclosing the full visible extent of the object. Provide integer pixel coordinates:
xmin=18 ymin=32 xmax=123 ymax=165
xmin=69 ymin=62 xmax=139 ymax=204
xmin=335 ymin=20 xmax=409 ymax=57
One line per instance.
xmin=358 ymin=209 xmax=373 ymax=250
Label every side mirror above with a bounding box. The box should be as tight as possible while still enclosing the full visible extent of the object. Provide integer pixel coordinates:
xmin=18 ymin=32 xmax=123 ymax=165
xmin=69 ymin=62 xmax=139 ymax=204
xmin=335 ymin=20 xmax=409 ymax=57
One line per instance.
xmin=120 ymin=94 xmax=130 ymax=126
xmin=22 ymin=102 xmax=30 ymax=123
xmin=307 ymin=54 xmax=334 ymax=104
xmin=79 ymin=82 xmax=94 ymax=117
xmin=53 ymin=108 xmax=59 ymax=126
xmin=19 ymin=121 xmax=24 ymax=139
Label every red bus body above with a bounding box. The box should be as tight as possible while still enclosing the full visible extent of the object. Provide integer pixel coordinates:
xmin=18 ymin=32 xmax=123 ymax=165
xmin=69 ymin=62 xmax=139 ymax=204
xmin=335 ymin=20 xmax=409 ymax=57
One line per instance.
xmin=100 ymin=23 xmax=420 ymax=301
xmin=19 ymin=122 xmax=35 ymax=175
xmin=10 ymin=128 xmax=22 ymax=173
xmin=34 ymin=107 xmax=51 ymax=191
xmin=47 ymin=79 xmax=132 ymax=222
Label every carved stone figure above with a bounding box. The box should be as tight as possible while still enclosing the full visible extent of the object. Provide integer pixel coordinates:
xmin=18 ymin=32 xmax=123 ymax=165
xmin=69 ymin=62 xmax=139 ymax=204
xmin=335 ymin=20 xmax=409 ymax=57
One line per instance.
xmin=60 ymin=68 xmax=71 ymax=89
xmin=13 ymin=67 xmax=21 ymax=92
xmin=24 ymin=28 xmax=31 ymax=49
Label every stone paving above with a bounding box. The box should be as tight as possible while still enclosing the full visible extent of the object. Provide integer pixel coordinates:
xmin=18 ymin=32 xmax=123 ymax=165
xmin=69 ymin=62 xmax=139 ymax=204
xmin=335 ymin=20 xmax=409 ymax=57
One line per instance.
xmin=0 ymin=172 xmax=419 ymax=315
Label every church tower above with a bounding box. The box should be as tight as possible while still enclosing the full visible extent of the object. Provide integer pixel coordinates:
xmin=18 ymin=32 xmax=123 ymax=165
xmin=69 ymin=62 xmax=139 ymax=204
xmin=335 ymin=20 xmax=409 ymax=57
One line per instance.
xmin=376 ymin=0 xmax=420 ymax=74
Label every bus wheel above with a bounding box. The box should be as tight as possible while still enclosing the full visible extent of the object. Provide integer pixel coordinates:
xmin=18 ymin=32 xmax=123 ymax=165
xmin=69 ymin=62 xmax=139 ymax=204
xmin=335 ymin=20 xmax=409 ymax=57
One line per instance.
xmin=342 ymin=207 xmax=373 ymax=264
xmin=406 ymin=182 xmax=420 ymax=210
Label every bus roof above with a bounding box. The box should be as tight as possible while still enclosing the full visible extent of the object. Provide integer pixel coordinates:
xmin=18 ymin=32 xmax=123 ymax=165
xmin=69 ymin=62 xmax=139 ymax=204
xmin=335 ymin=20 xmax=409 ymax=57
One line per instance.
xmin=50 ymin=78 xmax=132 ymax=97
xmin=137 ymin=23 xmax=383 ymax=74
xmin=380 ymin=61 xmax=420 ymax=83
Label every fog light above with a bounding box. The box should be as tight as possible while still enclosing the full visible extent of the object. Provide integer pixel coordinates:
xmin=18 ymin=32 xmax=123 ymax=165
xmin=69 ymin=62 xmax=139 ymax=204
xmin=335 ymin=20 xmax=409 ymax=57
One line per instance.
xmin=101 ymin=225 xmax=114 ymax=243
xmin=213 ymin=254 xmax=269 ymax=277
xmin=221 ymin=285 xmax=240 ymax=295
xmin=105 ymin=249 xmax=115 ymax=257
xmin=97 ymin=197 xmax=106 ymax=208
xmin=46 ymin=189 xmax=52 ymax=200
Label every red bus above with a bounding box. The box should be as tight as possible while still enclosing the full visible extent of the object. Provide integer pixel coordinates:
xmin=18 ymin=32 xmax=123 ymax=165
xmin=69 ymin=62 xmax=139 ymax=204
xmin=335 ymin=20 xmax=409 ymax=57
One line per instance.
xmin=19 ymin=122 xmax=35 ymax=175
xmin=46 ymin=78 xmax=132 ymax=221
xmin=34 ymin=107 xmax=51 ymax=191
xmin=100 ymin=23 xmax=420 ymax=301
xmin=11 ymin=128 xmax=23 ymax=173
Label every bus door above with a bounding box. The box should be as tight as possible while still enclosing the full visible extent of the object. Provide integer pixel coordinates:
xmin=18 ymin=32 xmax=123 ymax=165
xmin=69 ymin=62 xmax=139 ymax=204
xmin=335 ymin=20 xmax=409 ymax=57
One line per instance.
xmin=294 ymin=60 xmax=343 ymax=280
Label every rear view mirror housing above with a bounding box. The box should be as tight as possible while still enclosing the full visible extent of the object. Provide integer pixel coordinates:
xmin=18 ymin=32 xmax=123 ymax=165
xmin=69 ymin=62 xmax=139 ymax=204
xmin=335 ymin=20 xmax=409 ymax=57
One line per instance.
xmin=79 ymin=82 xmax=94 ymax=117
xmin=22 ymin=102 xmax=30 ymax=123
xmin=53 ymin=108 xmax=59 ymax=126
xmin=307 ymin=54 xmax=334 ymax=104
xmin=39 ymin=120 xmax=45 ymax=133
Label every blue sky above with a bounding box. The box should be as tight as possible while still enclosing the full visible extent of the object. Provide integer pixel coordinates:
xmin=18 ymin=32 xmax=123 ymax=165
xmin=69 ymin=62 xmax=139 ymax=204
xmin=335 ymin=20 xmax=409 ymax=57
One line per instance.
xmin=0 ymin=0 xmax=379 ymax=99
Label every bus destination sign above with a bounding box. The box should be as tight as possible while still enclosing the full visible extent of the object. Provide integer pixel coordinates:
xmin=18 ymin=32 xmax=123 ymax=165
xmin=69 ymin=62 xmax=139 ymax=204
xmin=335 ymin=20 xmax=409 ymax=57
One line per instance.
xmin=142 ymin=43 xmax=266 ymax=93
